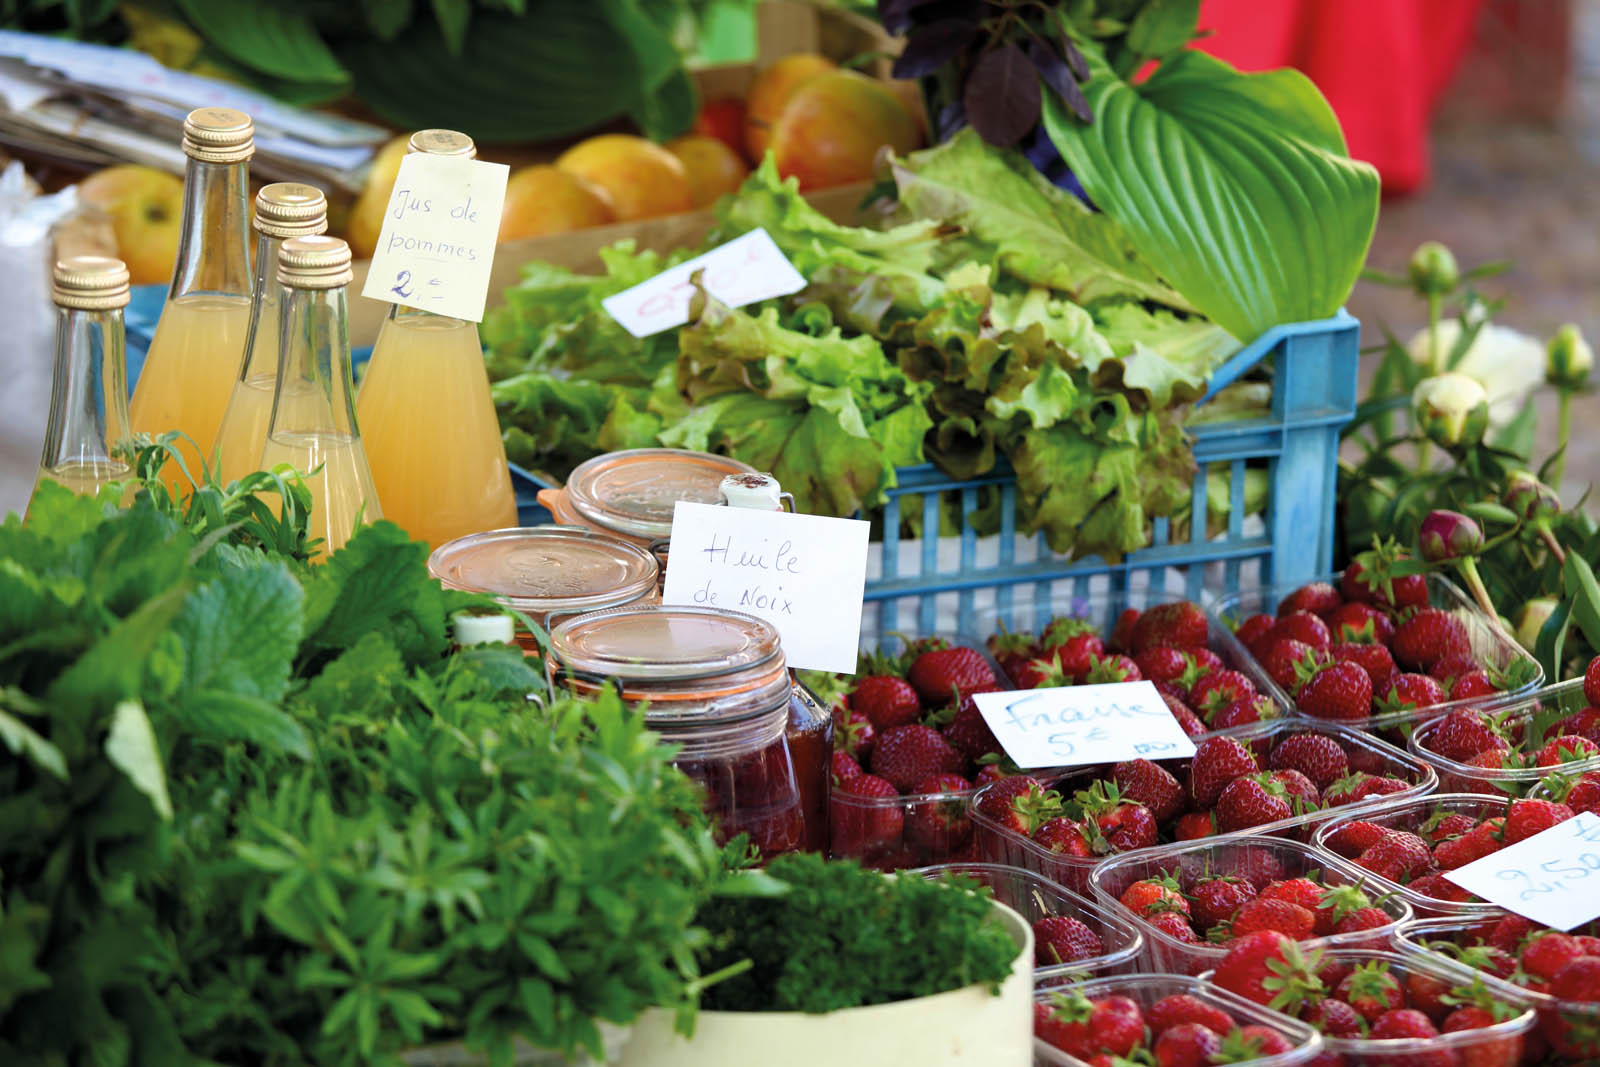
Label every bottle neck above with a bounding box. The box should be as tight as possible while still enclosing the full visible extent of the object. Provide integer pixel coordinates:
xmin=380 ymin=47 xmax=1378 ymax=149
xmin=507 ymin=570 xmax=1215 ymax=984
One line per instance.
xmin=238 ymin=232 xmax=286 ymax=381
xmin=40 ymin=306 xmax=131 ymax=472
xmin=386 ymin=301 xmax=467 ymax=328
xmin=169 ymin=157 xmax=253 ymax=302
xmin=268 ymin=285 xmax=360 ymax=440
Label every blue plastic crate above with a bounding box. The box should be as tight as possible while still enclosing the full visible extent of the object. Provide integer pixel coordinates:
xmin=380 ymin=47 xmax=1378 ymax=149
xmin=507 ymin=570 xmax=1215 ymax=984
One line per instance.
xmin=509 ymin=312 xmax=1358 ymax=638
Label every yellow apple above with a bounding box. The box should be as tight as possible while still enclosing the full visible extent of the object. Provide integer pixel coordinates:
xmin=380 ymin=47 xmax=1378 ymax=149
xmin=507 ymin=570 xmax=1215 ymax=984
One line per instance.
xmin=76 ymin=164 xmax=185 ymax=286
xmin=346 ymin=134 xmax=410 ymax=260
xmin=499 ymin=164 xmax=616 ymax=241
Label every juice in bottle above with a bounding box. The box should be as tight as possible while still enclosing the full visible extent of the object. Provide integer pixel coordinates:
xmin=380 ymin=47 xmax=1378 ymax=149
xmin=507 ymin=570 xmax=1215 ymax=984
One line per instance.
xmin=128 ymin=107 xmax=254 ymax=494
xmin=26 ymin=256 xmax=134 ymax=516
xmin=356 ymin=128 xmax=516 ymax=551
xmin=213 ymin=183 xmax=327 ymax=485
xmin=258 ymin=235 xmax=381 ymax=559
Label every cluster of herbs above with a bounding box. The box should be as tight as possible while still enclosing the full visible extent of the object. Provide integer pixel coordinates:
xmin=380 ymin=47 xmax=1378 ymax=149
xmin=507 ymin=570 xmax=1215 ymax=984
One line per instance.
xmin=881 ymin=0 xmax=1379 ymax=345
xmin=0 ymin=450 xmax=731 ymax=1066
xmin=488 ymin=142 xmax=1254 ymax=561
xmin=692 ymin=851 xmax=1019 ymax=1014
xmin=1339 ymin=243 xmax=1600 ymax=682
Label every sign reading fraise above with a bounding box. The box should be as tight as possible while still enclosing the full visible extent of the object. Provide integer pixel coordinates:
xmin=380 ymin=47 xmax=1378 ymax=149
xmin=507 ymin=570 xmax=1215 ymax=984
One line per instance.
xmin=1442 ymin=810 xmax=1600 ymax=930
xmin=661 ymin=501 xmax=869 ymax=673
xmin=972 ymin=681 xmax=1198 ymax=769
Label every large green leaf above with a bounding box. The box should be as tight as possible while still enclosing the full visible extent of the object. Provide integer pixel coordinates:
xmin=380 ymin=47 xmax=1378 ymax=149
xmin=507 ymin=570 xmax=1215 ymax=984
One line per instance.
xmin=1042 ymin=48 xmax=1379 ymax=341
xmin=176 ymin=0 xmax=350 ymax=88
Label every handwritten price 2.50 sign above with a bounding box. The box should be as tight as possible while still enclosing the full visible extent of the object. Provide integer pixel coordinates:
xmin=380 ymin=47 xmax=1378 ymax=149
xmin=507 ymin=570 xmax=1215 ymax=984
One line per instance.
xmin=601 ymin=228 xmax=806 ymax=338
xmin=1444 ymin=810 xmax=1600 ymax=931
xmin=971 ymin=682 xmax=1198 ymax=770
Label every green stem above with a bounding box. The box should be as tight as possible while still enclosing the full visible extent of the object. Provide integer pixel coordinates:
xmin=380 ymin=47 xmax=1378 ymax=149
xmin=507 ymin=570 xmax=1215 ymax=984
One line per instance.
xmin=1536 ymin=522 xmax=1568 ymax=565
xmin=1455 ymin=556 xmax=1500 ymax=621
xmin=1554 ymin=388 xmax=1573 ymax=490
xmin=1427 ymin=293 xmax=1444 ymax=375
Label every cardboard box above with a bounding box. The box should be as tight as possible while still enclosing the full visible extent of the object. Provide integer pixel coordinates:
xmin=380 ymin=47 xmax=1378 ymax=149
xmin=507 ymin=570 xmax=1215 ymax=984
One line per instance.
xmin=347 ymin=1 xmax=901 ymax=345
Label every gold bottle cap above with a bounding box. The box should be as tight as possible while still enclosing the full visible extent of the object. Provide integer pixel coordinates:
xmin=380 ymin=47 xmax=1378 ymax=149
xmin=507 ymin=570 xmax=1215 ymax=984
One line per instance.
xmin=182 ymin=107 xmax=254 ymax=163
xmin=52 ymin=256 xmax=130 ymax=311
xmin=278 ymin=235 xmax=353 ymax=290
xmin=254 ymin=182 xmax=328 ymax=239
xmin=407 ymin=129 xmax=477 ymax=159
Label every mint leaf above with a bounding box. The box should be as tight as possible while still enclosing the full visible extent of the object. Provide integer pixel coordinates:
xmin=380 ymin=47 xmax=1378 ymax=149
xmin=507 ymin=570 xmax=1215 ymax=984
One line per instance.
xmin=173 ymin=559 xmax=304 ymax=706
xmin=105 ymin=700 xmax=172 ymax=820
xmin=300 ymin=522 xmax=445 ymax=666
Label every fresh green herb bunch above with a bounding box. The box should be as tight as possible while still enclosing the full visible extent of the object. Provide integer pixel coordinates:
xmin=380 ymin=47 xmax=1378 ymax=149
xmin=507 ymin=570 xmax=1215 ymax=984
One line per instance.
xmin=693 ymin=852 xmax=1020 ymax=1014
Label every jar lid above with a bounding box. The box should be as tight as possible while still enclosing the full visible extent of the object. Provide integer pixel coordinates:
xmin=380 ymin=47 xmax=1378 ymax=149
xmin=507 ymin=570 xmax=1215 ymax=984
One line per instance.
xmin=408 ymin=129 xmax=476 ymax=159
xmin=53 ymin=256 xmax=130 ymax=310
xmin=255 ymin=183 xmax=328 ymax=238
xmin=182 ymin=107 xmax=253 ymax=163
xmin=278 ymin=235 xmax=353 ymax=290
xmin=720 ymin=471 xmax=781 ymax=510
xmin=451 ymin=612 xmax=514 ymax=647
xmin=551 ymin=605 xmax=782 ymax=682
xmin=428 ymin=526 xmax=659 ymax=614
xmin=565 ymin=448 xmax=757 ymax=539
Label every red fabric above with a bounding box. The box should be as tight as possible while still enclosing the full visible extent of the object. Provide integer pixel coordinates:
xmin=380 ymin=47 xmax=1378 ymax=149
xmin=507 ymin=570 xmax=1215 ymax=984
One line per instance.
xmin=1194 ymin=0 xmax=1484 ymax=193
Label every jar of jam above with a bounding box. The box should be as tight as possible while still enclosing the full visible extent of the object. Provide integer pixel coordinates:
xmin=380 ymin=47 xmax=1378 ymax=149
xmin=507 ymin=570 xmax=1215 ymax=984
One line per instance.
xmin=537 ymin=448 xmax=756 ymax=552
xmin=550 ymin=605 xmax=827 ymax=855
xmin=427 ymin=526 xmax=659 ymax=653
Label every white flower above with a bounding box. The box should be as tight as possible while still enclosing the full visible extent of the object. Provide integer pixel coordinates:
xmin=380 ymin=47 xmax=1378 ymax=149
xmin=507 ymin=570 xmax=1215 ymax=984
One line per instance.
xmin=1406 ymin=319 xmax=1545 ymax=429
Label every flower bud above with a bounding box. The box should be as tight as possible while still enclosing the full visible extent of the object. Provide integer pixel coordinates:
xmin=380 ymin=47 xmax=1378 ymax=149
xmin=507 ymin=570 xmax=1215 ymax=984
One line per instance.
xmin=1413 ymin=373 xmax=1489 ymax=449
xmin=1514 ymin=597 xmax=1558 ymax=650
xmin=1409 ymin=241 xmax=1460 ymax=295
xmin=1546 ymin=323 xmax=1593 ymax=390
xmin=1504 ymin=470 xmax=1561 ymax=521
xmin=1418 ymin=508 xmax=1483 ymax=563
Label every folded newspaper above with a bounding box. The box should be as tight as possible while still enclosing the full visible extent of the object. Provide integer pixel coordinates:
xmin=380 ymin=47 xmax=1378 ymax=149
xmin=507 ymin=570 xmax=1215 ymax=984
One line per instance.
xmin=0 ymin=30 xmax=385 ymax=191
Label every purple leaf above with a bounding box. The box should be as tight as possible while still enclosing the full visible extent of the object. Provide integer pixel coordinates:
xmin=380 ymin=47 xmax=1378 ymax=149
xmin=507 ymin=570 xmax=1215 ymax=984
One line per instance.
xmin=892 ymin=18 xmax=980 ymax=78
xmin=963 ymin=42 xmax=1042 ymax=146
xmin=878 ymin=0 xmax=943 ymax=33
xmin=1027 ymin=38 xmax=1091 ymax=123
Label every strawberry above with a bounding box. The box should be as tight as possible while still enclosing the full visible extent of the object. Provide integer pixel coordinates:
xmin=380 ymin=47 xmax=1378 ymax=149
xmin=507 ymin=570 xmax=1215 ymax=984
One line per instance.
xmin=849 ymin=674 xmax=921 ymax=732
xmin=1256 ymin=877 xmax=1325 ymax=913
xmin=1152 ymin=1022 xmax=1221 ymax=1067
xmin=836 ymin=708 xmax=876 ymax=762
xmin=1131 ymin=600 xmax=1209 ymax=653
xmin=830 ymin=750 xmax=863 ymax=783
xmin=870 ymin=724 xmax=965 ymax=792
xmin=1147 ymin=994 xmax=1233 ymax=1036
xmin=1303 ymin=996 xmax=1364 ymax=1036
xmin=1296 ymin=660 xmax=1373 ymax=722
xmin=1113 ymin=758 xmax=1184 ymax=824
xmin=1175 ymin=811 xmax=1217 ymax=840
xmin=828 ymin=774 xmax=903 ymax=854
xmin=1032 ymin=915 xmax=1105 ymax=965
xmin=1189 ymin=669 xmax=1256 ymax=716
xmin=1033 ymin=993 xmax=1095 ymax=1057
xmin=1227 ymin=897 xmax=1316 ymax=939
xmin=1211 ymin=695 xmax=1281 ymax=731
xmin=1344 ymin=549 xmax=1429 ymax=611
xmin=1230 ymin=1025 xmax=1294 ymax=1058
xmin=1280 ymin=581 xmax=1342 ymax=618
xmin=1234 ymin=612 xmax=1277 ymax=649
xmin=1189 ymin=736 xmax=1262 ymax=807
xmin=1084 ymin=653 xmax=1141 ymax=684
xmin=1405 ymin=872 xmax=1478 ymax=904
xmin=1189 ymin=647 xmax=1225 ymax=674
xmin=1269 ymin=768 xmax=1321 ymax=808
xmin=1376 ymin=672 xmax=1447 ymax=714
xmin=1323 ymin=819 xmax=1391 ymax=857
xmin=1076 ymin=782 xmax=1158 ymax=852
xmin=1164 ymin=694 xmax=1209 ymax=738
xmin=974 ymin=775 xmax=1057 ymax=835
xmin=1032 ymin=816 xmax=1097 ymax=857
xmin=1333 ymin=906 xmax=1394 ymax=936
xmin=1552 ymin=955 xmax=1600 ymax=999
xmin=1217 ymin=775 xmax=1294 ymax=833
xmin=1148 ymin=910 xmax=1202 ymax=943
xmin=1404 ymin=969 xmax=1455 ymax=1023
xmin=1135 ymin=645 xmax=1196 ymax=690
xmin=1311 ymin=883 xmax=1371 ymax=936
xmin=1050 ymin=632 xmax=1107 ymax=682
xmin=1332 ymin=641 xmax=1397 ymax=689
xmin=905 ymin=773 xmax=973 ymax=849
xmin=1214 ymin=930 xmax=1314 ymax=1005
xmin=1368 ymin=1008 xmax=1439 ymax=1040
xmin=1433 ymin=818 xmax=1506 ymax=869
xmin=1538 ymin=735 xmax=1600 ymax=766
xmin=1521 ymin=931 xmax=1586 ymax=981
xmin=1422 ymin=710 xmax=1503 ymax=762
xmin=986 ymin=625 xmax=1038 ymax=680
xmin=1328 ymin=601 xmax=1395 ymax=644
xmin=1355 ymin=830 xmax=1432 ymax=882
xmin=1267 ymin=733 xmax=1350 ymax=789
xmin=1428 ymin=651 xmax=1480 ymax=686
xmin=1587 ymin=654 xmax=1600 ymax=707
xmin=1111 ymin=607 xmax=1142 ymax=651
xmin=906 ymin=645 xmax=996 ymax=706
xmin=1086 ymin=995 xmax=1147 ymax=1057
xmin=1450 ymin=670 xmax=1499 ymax=700
xmin=1271 ymin=611 xmax=1334 ymax=652
xmin=1007 ymin=652 xmax=1065 ymax=690
xmin=1190 ymin=875 xmax=1258 ymax=930
xmin=1323 ymin=771 xmax=1408 ymax=807
xmin=1392 ymin=608 xmax=1471 ymax=671
xmin=1335 ymin=960 xmax=1405 ymax=1022
xmin=1120 ymin=873 xmax=1190 ymax=917
xmin=940 ymin=692 xmax=1001 ymax=761
xmin=1503 ymin=797 xmax=1573 ymax=844
xmin=1563 ymin=770 xmax=1600 ymax=814
xmin=1421 ymin=809 xmax=1479 ymax=843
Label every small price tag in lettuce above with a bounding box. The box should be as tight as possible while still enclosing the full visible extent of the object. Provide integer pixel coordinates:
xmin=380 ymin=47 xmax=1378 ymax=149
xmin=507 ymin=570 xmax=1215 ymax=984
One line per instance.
xmin=1443 ymin=811 xmax=1600 ymax=930
xmin=972 ymin=681 xmax=1197 ymax=769
xmin=602 ymin=227 xmax=805 ymax=337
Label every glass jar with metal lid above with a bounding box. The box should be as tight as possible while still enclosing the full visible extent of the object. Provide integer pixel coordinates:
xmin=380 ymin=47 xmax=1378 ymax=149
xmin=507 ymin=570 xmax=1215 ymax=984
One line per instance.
xmin=550 ymin=604 xmax=825 ymax=855
xmin=427 ymin=526 xmax=659 ymax=651
xmin=537 ymin=448 xmax=757 ymax=551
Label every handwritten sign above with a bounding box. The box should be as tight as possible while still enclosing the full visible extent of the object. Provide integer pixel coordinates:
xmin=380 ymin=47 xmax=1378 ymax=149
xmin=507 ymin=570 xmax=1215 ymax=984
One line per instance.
xmin=971 ymin=682 xmax=1198 ymax=770
xmin=601 ymin=228 xmax=806 ymax=338
xmin=661 ymin=501 xmax=869 ymax=672
xmin=360 ymin=153 xmax=508 ymax=323
xmin=1443 ymin=811 xmax=1600 ymax=931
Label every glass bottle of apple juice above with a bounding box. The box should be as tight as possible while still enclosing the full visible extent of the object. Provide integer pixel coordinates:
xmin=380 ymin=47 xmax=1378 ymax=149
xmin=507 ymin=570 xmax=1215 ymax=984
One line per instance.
xmin=355 ymin=128 xmax=517 ymax=551
xmin=26 ymin=256 xmax=134 ymax=517
xmin=212 ymin=183 xmax=328 ymax=486
xmin=259 ymin=236 xmax=381 ymax=559
xmin=128 ymin=107 xmax=254 ymax=494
